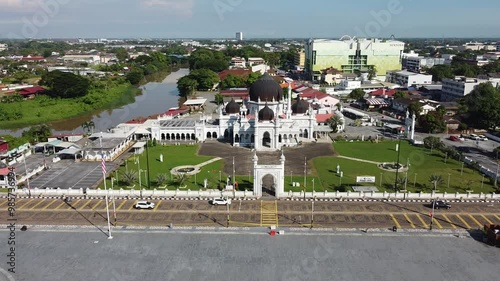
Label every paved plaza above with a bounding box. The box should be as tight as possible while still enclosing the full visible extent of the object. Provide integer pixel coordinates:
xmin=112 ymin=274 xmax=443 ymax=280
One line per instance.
xmin=27 ymin=160 xmax=115 ymax=190
xmin=1 ymin=228 xmax=498 ymax=281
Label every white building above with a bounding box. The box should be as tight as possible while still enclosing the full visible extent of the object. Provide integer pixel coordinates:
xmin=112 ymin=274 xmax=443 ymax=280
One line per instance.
xmin=0 ymin=43 xmax=7 ymax=51
xmin=236 ymin=32 xmax=243 ymax=41
xmin=386 ymin=70 xmax=432 ymax=87
xmin=403 ymin=57 xmax=445 ymax=72
xmin=62 ymin=55 xmax=101 ymax=65
xmin=151 ymin=74 xmax=344 ymax=150
xmin=441 ymin=77 xmax=486 ymax=101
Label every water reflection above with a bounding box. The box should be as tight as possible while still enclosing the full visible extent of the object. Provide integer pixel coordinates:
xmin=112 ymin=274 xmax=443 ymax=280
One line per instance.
xmin=0 ymin=68 xmax=189 ymax=137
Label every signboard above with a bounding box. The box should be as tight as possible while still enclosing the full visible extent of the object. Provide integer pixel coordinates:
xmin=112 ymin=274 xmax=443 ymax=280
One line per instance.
xmin=356 ymin=176 xmax=376 ymax=183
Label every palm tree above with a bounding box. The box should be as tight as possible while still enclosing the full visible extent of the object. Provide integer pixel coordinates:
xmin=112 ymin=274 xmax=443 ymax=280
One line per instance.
xmin=173 ymin=173 xmax=190 ymax=188
xmin=156 ymin=174 xmax=167 ymax=186
xmin=81 ymin=122 xmax=89 ymax=134
xmin=429 ymin=174 xmax=443 ymax=191
xmin=87 ymin=121 xmax=95 ymax=135
xmin=368 ymin=66 xmax=377 ymax=80
xmin=328 ymin=115 xmax=344 ymax=133
xmin=122 ymin=170 xmax=138 ymax=186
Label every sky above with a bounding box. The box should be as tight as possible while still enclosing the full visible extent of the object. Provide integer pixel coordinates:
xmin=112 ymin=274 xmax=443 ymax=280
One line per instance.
xmin=0 ymin=0 xmax=499 ymax=39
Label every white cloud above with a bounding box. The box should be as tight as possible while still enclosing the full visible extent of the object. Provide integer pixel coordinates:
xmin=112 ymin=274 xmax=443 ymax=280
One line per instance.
xmin=0 ymin=0 xmax=45 ymax=12
xmin=141 ymin=0 xmax=194 ymax=17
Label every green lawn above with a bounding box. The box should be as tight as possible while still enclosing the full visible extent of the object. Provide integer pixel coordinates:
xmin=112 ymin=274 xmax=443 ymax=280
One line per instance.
xmin=103 ymin=145 xmax=238 ymax=191
xmin=310 ymin=141 xmax=497 ymax=193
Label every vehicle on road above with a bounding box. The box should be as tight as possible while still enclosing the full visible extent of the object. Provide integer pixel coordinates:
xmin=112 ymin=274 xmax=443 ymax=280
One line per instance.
xmin=134 ymin=201 xmax=155 ymax=209
xmin=430 ymin=200 xmax=451 ymax=209
xmin=469 ymin=134 xmax=480 ymax=141
xmin=478 ymin=135 xmax=488 ymax=141
xmin=449 ymin=136 xmax=459 ymax=142
xmin=209 ymin=198 xmax=232 ymax=205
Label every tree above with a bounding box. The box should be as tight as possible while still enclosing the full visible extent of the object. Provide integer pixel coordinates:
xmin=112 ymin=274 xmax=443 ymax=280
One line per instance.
xmin=419 ymin=111 xmax=446 ymax=133
xmin=428 ymin=65 xmax=454 ymax=82
xmin=188 ymin=69 xmax=220 ymax=90
xmin=22 ymin=124 xmax=52 ymax=142
xmin=214 ymin=93 xmax=224 ymax=105
xmin=39 ymin=70 xmax=90 ymax=99
xmin=460 ymin=82 xmax=500 ymax=130
xmin=246 ymin=72 xmax=261 ymax=87
xmin=348 ymin=88 xmax=365 ymax=100
xmin=429 ymin=174 xmax=443 ymax=190
xmin=126 ymin=70 xmax=144 ymax=85
xmin=173 ymin=173 xmax=189 ymax=187
xmin=368 ymin=66 xmax=377 ymax=80
xmin=122 ymin=170 xmax=138 ymax=186
xmin=13 ymin=71 xmax=30 ymax=83
xmin=114 ymin=48 xmax=129 ymax=62
xmin=177 ymin=76 xmax=198 ymax=97
xmin=407 ymin=102 xmax=423 ymax=116
xmin=156 ymin=174 xmax=167 ymax=186
xmin=328 ymin=115 xmax=344 ymax=133
xmin=220 ymin=74 xmax=245 ymax=89
xmin=423 ymin=136 xmax=443 ymax=151
xmin=81 ymin=121 xmax=95 ymax=135
xmin=394 ymin=91 xmax=406 ymax=99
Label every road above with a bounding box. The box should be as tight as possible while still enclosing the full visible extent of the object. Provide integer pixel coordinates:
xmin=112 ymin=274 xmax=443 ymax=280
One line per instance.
xmin=3 ymin=198 xmax=499 ymax=229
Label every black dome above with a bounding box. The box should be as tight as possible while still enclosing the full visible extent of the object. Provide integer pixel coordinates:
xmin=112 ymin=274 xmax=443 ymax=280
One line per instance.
xmin=292 ymin=98 xmax=309 ymax=114
xmin=225 ymin=99 xmax=240 ymax=114
xmin=258 ymin=104 xmax=274 ymax=121
xmin=249 ymin=73 xmax=283 ymax=102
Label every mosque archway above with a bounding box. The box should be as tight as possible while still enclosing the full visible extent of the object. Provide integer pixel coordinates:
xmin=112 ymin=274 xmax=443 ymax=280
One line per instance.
xmin=262 ymin=132 xmax=271 ymax=147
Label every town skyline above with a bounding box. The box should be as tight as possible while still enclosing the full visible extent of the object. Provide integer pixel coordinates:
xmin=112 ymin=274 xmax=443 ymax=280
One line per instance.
xmin=1 ymin=0 xmax=500 ymax=39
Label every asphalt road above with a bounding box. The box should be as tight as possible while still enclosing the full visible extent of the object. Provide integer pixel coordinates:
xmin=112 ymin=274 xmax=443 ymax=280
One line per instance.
xmin=3 ymin=198 xmax=499 ymax=230
xmin=2 ymin=228 xmax=499 ymax=281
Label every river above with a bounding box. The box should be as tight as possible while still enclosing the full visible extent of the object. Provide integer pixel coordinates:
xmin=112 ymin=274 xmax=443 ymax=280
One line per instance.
xmin=0 ymin=68 xmax=189 ymax=137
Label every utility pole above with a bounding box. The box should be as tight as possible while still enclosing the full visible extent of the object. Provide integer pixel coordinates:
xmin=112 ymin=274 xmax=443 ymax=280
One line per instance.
xmin=310 ymin=200 xmax=314 ymax=229
xmin=303 ymin=157 xmax=307 ymax=190
xmin=429 ymin=182 xmax=437 ymax=231
xmin=23 ymin=154 xmax=31 ymax=197
xmin=145 ymin=136 xmax=151 ymax=190
xmin=394 ymin=138 xmax=402 ymax=192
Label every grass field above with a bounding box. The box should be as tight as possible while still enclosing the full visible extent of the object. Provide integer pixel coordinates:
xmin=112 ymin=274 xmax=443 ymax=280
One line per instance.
xmin=310 ymin=141 xmax=497 ymax=193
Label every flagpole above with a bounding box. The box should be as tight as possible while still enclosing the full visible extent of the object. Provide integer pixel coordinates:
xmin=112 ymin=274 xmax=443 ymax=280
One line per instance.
xmin=100 ymin=132 xmax=113 ymax=239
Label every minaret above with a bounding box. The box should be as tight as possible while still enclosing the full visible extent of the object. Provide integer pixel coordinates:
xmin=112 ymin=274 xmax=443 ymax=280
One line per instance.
xmin=252 ymin=150 xmax=260 ymax=197
xmin=287 ymin=83 xmax=292 ymax=119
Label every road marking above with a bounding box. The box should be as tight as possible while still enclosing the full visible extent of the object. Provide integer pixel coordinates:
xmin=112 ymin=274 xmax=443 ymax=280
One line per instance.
xmin=480 ymin=215 xmax=493 ymax=225
xmin=432 ymin=217 xmax=443 ymax=229
xmin=18 ymin=199 xmax=36 ymax=209
xmin=117 ymin=200 xmax=128 ymax=210
xmin=54 ymin=201 xmax=67 ymax=210
xmin=403 ymin=214 xmax=415 ymax=228
xmin=153 ymin=200 xmax=162 ymax=211
xmin=69 ymin=165 xmax=101 ymax=189
xmin=455 ymin=215 xmax=472 ymax=229
xmin=92 ymin=200 xmax=103 ymax=210
xmin=69 ymin=199 xmax=81 ymax=209
xmin=468 ymin=215 xmax=483 ymax=228
xmin=494 ymin=215 xmax=500 ymax=221
xmin=79 ymin=200 xmax=93 ymax=210
xmin=415 ymin=214 xmax=429 ymax=229
xmin=30 ymin=200 xmax=47 ymax=210
xmin=390 ymin=214 xmax=401 ymax=229
xmin=42 ymin=199 xmax=58 ymax=210
xmin=442 ymin=214 xmax=456 ymax=229
xmin=129 ymin=201 xmax=137 ymax=211
xmin=0 ymin=200 xmax=9 ymax=208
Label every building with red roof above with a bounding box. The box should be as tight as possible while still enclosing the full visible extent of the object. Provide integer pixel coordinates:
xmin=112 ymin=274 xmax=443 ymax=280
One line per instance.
xmin=21 ymin=56 xmax=46 ymax=62
xmin=0 ymin=138 xmax=8 ymax=154
xmin=218 ymin=69 xmax=252 ymax=81
xmin=18 ymin=86 xmax=46 ymax=98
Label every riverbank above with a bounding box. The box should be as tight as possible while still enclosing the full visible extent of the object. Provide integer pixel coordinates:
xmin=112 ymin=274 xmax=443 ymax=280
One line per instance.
xmin=0 ymin=83 xmax=140 ymax=130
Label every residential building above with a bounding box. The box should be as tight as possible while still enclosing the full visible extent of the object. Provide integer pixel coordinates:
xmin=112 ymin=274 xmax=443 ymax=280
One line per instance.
xmin=248 ymin=57 xmax=266 ymax=66
xmin=457 ymin=42 xmax=496 ymax=51
xmin=230 ymin=57 xmax=246 ymax=69
xmin=0 ymin=44 xmax=7 ymax=51
xmin=21 ymin=56 xmax=46 ymax=62
xmin=236 ymin=32 xmax=243 ymax=41
xmin=305 ymin=37 xmax=405 ymax=81
xmin=403 ymin=57 xmax=445 ymax=72
xmin=386 ymin=70 xmax=432 ymax=87
xmin=62 ymin=55 xmax=101 ymax=65
xmin=0 ymin=138 xmax=8 ymax=154
xmin=442 ymin=54 xmax=456 ymax=65
xmin=294 ymin=50 xmax=306 ymax=68
xmin=441 ymin=77 xmax=486 ymax=101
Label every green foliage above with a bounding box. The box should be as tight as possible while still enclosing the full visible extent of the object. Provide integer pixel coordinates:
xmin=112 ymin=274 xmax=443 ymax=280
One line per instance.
xmin=418 ymin=111 xmax=446 ymax=133
xmin=156 ymin=174 xmax=168 ymax=186
xmin=423 ymin=136 xmax=443 ymax=150
xmin=460 ymin=83 xmax=500 ymax=130
xmin=114 ymin=48 xmax=129 ymax=62
xmin=394 ymin=91 xmax=406 ymax=99
xmin=407 ymin=102 xmax=423 ymax=117
xmin=189 ymin=49 xmax=228 ymax=72
xmin=21 ymin=124 xmax=52 ymax=142
xmin=126 ymin=70 xmax=145 ymax=85
xmin=428 ymin=65 xmax=454 ymax=82
xmin=40 ymin=70 xmax=90 ymax=99
xmin=328 ymin=115 xmax=344 ymax=133
xmin=246 ymin=72 xmax=261 ymax=87
xmin=429 ymin=174 xmax=443 ymax=189
xmin=13 ymin=71 xmax=31 ymax=83
xmin=215 ymin=93 xmax=224 ymax=105
xmin=1 ymin=93 xmax=24 ymax=103
xmin=122 ymin=170 xmax=138 ymax=186
xmin=348 ymin=88 xmax=365 ymax=100
xmin=189 ymin=69 xmax=220 ymax=90
xmin=177 ymin=76 xmax=198 ymax=98
xmin=220 ymin=74 xmax=246 ymax=89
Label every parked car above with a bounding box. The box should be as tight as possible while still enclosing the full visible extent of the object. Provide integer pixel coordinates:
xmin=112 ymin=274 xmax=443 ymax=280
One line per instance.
xmin=469 ymin=134 xmax=480 ymax=140
xmin=209 ymin=198 xmax=232 ymax=205
xmin=430 ymin=200 xmax=451 ymax=209
xmin=134 ymin=201 xmax=155 ymax=209
xmin=449 ymin=136 xmax=459 ymax=141
xmin=478 ymin=135 xmax=488 ymax=141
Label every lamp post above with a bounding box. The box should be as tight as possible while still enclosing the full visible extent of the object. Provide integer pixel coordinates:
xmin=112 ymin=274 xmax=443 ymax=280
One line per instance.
xmin=312 ymin=178 xmax=315 ymax=194
xmin=447 ymin=173 xmax=451 ymax=189
xmin=339 ymin=171 xmax=343 ymax=187
xmin=23 ymin=154 xmax=31 ymax=198
xmin=414 ymin=173 xmax=417 ymax=188
xmin=145 ymin=136 xmax=151 ymax=190
xmin=310 ymin=200 xmax=314 ymax=229
xmin=481 ymin=174 xmax=485 ymax=190
xmin=380 ymin=173 xmax=383 ymax=188
xmin=111 ymin=177 xmax=117 ymax=225
xmin=394 ymin=137 xmax=402 ymax=192
xmin=494 ymin=151 xmax=499 ymax=188
xmin=429 ymin=181 xmax=437 ymax=230
xmin=303 ymin=157 xmax=307 ymax=190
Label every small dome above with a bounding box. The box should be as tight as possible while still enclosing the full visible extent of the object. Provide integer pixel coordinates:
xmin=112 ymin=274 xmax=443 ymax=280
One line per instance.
xmin=249 ymin=73 xmax=283 ymax=102
xmin=292 ymin=98 xmax=309 ymax=114
xmin=225 ymin=99 xmax=240 ymax=114
xmin=258 ymin=104 xmax=274 ymax=121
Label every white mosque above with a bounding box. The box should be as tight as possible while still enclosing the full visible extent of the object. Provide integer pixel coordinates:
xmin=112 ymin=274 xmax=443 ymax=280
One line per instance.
xmin=150 ymin=73 xmax=344 ymax=151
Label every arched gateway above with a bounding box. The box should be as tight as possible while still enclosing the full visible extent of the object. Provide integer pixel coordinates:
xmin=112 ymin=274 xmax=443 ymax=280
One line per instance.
xmin=252 ymin=151 xmax=285 ymax=198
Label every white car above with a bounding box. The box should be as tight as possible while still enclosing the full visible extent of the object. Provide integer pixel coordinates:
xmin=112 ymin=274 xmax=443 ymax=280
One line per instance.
xmin=209 ymin=198 xmax=231 ymax=205
xmin=134 ymin=201 xmax=155 ymax=209
xmin=478 ymin=135 xmax=488 ymax=141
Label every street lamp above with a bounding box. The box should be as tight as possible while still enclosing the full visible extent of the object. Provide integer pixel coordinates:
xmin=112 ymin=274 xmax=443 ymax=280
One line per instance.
xmin=394 ymin=137 xmax=402 ymax=192
xmin=447 ymin=173 xmax=451 ymax=189
xmin=429 ymin=181 xmax=437 ymax=230
xmin=380 ymin=173 xmax=383 ymax=188
xmin=312 ymin=178 xmax=315 ymax=193
xmin=145 ymin=136 xmax=151 ymax=190
xmin=413 ymin=173 xmax=417 ymax=188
